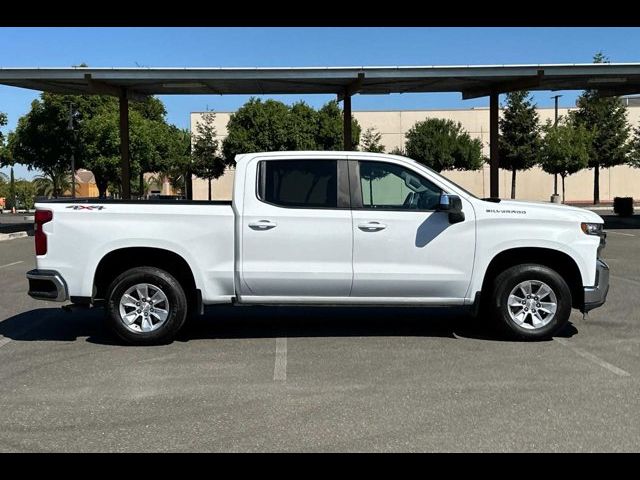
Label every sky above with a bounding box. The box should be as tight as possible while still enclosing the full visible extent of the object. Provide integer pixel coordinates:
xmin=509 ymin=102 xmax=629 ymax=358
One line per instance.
xmin=2 ymin=26 xmax=640 ymax=179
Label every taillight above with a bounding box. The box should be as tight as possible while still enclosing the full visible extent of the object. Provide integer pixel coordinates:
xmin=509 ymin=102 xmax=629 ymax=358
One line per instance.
xmin=34 ymin=209 xmax=53 ymax=256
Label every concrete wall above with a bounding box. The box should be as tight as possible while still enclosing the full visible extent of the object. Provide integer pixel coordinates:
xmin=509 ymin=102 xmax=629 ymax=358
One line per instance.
xmin=190 ymin=106 xmax=640 ymax=202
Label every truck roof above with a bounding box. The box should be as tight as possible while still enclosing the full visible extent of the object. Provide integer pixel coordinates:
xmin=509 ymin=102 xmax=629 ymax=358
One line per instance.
xmin=235 ymin=151 xmax=408 ymax=164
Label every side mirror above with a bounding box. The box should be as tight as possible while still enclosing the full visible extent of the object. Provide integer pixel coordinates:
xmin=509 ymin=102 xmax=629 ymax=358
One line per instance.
xmin=438 ymin=194 xmax=465 ymax=224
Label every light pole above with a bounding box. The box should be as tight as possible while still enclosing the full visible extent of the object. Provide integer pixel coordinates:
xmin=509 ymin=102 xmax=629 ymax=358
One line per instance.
xmin=551 ymin=95 xmax=563 ymax=197
xmin=67 ymin=103 xmax=76 ymax=198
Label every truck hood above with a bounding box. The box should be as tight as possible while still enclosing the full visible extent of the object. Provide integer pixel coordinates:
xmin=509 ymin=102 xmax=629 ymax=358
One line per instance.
xmin=490 ymin=199 xmax=604 ymax=223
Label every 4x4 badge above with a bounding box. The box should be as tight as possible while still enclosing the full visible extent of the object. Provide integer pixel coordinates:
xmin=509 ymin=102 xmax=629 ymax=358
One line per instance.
xmin=65 ymin=205 xmax=106 ymax=211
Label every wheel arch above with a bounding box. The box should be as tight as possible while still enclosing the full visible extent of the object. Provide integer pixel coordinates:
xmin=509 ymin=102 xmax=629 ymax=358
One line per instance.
xmin=480 ymin=247 xmax=584 ymax=309
xmin=93 ymin=247 xmax=199 ymax=309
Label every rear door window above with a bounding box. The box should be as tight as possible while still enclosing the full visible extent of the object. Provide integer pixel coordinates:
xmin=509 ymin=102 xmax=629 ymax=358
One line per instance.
xmin=258 ymin=160 xmax=338 ymax=208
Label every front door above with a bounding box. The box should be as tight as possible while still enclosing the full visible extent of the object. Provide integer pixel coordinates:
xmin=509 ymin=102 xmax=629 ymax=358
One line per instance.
xmin=240 ymin=157 xmax=353 ymax=298
xmin=350 ymin=159 xmax=476 ymax=302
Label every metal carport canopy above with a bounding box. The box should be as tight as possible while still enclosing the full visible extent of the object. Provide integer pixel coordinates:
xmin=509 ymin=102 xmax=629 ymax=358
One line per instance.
xmin=3 ymin=63 xmax=640 ymax=199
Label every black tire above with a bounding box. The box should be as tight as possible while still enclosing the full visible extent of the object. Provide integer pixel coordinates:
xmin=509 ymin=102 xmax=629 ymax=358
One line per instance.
xmin=491 ymin=263 xmax=572 ymax=341
xmin=106 ymin=266 xmax=188 ymax=345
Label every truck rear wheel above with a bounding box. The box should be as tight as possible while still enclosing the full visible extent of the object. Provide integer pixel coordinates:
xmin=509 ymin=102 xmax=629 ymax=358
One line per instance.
xmin=106 ymin=266 xmax=188 ymax=345
xmin=491 ymin=264 xmax=572 ymax=340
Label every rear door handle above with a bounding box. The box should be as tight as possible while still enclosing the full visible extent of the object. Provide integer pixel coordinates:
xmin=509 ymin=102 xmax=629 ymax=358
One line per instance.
xmin=248 ymin=220 xmax=277 ymax=230
xmin=358 ymin=221 xmax=387 ymax=232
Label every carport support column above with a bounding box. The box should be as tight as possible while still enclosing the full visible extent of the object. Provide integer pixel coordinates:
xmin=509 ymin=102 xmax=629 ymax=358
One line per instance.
xmin=119 ymin=90 xmax=131 ymax=200
xmin=489 ymin=91 xmax=500 ymax=199
xmin=343 ymin=93 xmax=352 ymax=151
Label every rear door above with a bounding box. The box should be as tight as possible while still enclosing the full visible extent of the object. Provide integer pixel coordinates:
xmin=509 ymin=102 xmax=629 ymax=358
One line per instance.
xmin=239 ymin=156 xmax=353 ymax=298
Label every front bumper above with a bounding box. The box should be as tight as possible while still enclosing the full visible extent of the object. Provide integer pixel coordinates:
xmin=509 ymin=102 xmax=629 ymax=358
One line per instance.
xmin=583 ymin=259 xmax=609 ymax=312
xmin=26 ymin=269 xmax=68 ymax=302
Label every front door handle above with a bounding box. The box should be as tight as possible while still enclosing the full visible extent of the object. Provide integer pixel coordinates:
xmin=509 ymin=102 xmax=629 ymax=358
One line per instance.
xmin=248 ymin=220 xmax=277 ymax=230
xmin=358 ymin=221 xmax=387 ymax=232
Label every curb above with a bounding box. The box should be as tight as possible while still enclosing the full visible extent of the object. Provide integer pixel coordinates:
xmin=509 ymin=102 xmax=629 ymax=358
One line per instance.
xmin=0 ymin=232 xmax=29 ymax=242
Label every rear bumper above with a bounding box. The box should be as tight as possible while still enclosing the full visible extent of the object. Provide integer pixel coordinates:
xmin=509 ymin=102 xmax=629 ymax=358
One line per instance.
xmin=583 ymin=259 xmax=609 ymax=312
xmin=26 ymin=269 xmax=68 ymax=302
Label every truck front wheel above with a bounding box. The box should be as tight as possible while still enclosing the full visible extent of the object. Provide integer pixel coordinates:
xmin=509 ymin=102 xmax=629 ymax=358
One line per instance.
xmin=491 ymin=264 xmax=572 ymax=340
xmin=106 ymin=266 xmax=188 ymax=345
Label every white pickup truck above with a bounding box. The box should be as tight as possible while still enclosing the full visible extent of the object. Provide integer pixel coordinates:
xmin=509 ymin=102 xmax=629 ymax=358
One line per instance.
xmin=27 ymin=151 xmax=609 ymax=345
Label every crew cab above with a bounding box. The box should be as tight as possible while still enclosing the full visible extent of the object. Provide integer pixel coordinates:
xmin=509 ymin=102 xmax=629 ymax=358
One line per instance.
xmin=26 ymin=151 xmax=609 ymax=345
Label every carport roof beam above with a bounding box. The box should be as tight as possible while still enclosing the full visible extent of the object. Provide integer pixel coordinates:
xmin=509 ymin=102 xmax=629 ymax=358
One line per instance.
xmin=2 ymin=64 xmax=640 ymax=97
xmin=5 ymin=63 xmax=640 ymax=200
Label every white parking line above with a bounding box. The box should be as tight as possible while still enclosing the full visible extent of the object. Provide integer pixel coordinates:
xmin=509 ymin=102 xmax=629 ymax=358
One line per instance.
xmin=0 ymin=261 xmax=23 ymax=269
xmin=607 ymin=231 xmax=636 ymax=237
xmin=554 ymin=338 xmax=631 ymax=377
xmin=273 ymin=337 xmax=287 ymax=381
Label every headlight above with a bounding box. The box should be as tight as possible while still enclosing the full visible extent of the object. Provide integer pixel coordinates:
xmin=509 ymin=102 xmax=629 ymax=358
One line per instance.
xmin=582 ymin=222 xmax=606 ymax=256
xmin=581 ymin=222 xmax=603 ymax=236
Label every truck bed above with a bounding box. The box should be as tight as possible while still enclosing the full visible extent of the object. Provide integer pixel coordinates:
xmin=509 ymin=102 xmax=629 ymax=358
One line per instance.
xmin=35 ymin=199 xmax=236 ymax=302
xmin=37 ymin=198 xmax=233 ymax=206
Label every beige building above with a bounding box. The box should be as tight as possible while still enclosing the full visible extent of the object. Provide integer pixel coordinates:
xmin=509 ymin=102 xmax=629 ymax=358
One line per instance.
xmin=190 ymin=105 xmax=640 ymax=203
xmin=71 ymin=169 xmax=173 ymax=198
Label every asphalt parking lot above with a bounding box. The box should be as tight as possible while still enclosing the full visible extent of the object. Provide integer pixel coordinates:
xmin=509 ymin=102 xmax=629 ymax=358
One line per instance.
xmin=0 ymin=213 xmax=638 ymax=452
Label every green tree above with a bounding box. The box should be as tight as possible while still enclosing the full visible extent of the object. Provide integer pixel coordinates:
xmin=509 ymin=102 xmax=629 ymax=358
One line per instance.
xmin=8 ymin=92 xmax=102 ymax=196
xmin=315 ymin=100 xmax=360 ymax=151
xmin=287 ymin=101 xmax=320 ymax=150
xmin=222 ymin=98 xmax=361 ymax=165
xmin=9 ymin=88 xmax=182 ymax=199
xmin=0 ymin=110 xmax=10 ymax=207
xmin=498 ymin=91 xmax=541 ymax=199
xmin=222 ymin=98 xmax=291 ymax=163
xmin=0 ymin=111 xmax=7 ymax=161
xmin=33 ymin=172 xmax=73 ymax=198
xmin=160 ymin=126 xmax=192 ymax=198
xmin=131 ymin=97 xmax=167 ymax=123
xmin=539 ymin=118 xmax=591 ymax=203
xmin=80 ymin=109 xmax=128 ymax=197
xmin=14 ymin=179 xmax=36 ymax=210
xmin=404 ymin=118 xmax=483 ymax=172
xmin=131 ymin=116 xmax=168 ymax=197
xmin=571 ymin=52 xmax=631 ymax=204
xmin=630 ymin=126 xmax=640 ymax=169
xmin=191 ymin=112 xmax=226 ymax=200
xmin=360 ymin=127 xmax=385 ymax=153
xmin=80 ymin=105 xmax=186 ymax=198
xmin=0 ymin=173 xmax=7 ymax=205
xmin=0 ymin=111 xmax=16 ymax=209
